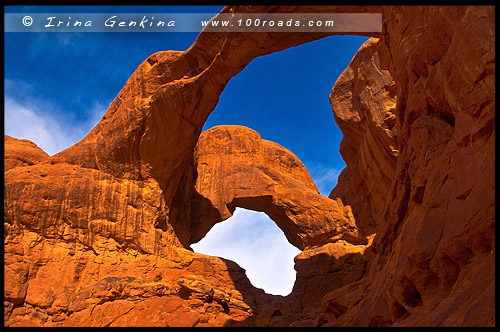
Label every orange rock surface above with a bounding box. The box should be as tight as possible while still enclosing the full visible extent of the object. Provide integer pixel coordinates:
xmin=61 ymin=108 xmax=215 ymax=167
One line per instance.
xmin=175 ymin=125 xmax=365 ymax=250
xmin=321 ymin=6 xmax=495 ymax=327
xmin=328 ymin=38 xmax=398 ymax=237
xmin=4 ymin=135 xmax=49 ymax=171
xmin=4 ymin=5 xmax=494 ymax=327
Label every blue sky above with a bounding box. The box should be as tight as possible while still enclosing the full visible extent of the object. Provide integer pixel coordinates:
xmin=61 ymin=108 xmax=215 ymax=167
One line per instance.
xmin=4 ymin=6 xmax=368 ymax=296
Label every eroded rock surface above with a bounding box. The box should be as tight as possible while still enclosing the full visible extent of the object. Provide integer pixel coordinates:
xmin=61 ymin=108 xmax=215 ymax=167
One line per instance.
xmin=4 ymin=5 xmax=495 ymax=328
xmin=319 ymin=6 xmax=495 ymax=327
xmin=328 ymin=38 xmax=398 ymax=237
xmin=175 ymin=125 xmax=365 ymax=250
xmin=4 ymin=227 xmax=275 ymax=327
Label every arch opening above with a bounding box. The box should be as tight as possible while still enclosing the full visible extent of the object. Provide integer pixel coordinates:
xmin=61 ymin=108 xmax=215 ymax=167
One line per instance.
xmin=186 ymin=35 xmax=371 ymax=296
xmin=191 ymin=207 xmax=301 ymax=296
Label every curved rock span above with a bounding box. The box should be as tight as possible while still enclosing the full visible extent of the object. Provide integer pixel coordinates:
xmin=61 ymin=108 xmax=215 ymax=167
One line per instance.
xmin=4 ymin=5 xmax=495 ymax=327
xmin=175 ymin=125 xmax=365 ymax=250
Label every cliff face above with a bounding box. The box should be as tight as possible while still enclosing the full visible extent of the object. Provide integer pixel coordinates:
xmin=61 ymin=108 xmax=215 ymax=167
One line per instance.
xmin=4 ymin=5 xmax=495 ymax=327
xmin=321 ymin=6 xmax=495 ymax=327
xmin=328 ymin=38 xmax=398 ymax=237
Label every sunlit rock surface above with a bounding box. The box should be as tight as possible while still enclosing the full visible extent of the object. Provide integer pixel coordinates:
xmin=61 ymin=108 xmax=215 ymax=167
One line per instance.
xmin=174 ymin=125 xmax=364 ymax=250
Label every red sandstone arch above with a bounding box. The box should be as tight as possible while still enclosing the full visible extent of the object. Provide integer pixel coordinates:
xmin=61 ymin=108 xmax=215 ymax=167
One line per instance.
xmin=177 ymin=125 xmax=365 ymax=250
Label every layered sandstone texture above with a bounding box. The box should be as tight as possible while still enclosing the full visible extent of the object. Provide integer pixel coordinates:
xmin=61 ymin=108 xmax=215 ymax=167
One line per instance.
xmin=328 ymin=38 xmax=398 ymax=237
xmin=319 ymin=6 xmax=495 ymax=327
xmin=4 ymin=5 xmax=495 ymax=328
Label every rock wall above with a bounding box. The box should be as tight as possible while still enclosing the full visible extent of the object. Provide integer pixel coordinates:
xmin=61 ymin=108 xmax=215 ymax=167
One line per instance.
xmin=328 ymin=38 xmax=398 ymax=237
xmin=318 ymin=6 xmax=495 ymax=327
xmin=4 ymin=5 xmax=495 ymax=327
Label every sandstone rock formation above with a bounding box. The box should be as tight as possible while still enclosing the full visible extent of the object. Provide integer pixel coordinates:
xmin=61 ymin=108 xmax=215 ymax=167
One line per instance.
xmin=4 ymin=5 xmax=495 ymax=328
xmin=319 ymin=6 xmax=495 ymax=327
xmin=175 ymin=125 xmax=365 ymax=250
xmin=328 ymin=38 xmax=398 ymax=237
xmin=4 ymin=135 xmax=49 ymax=171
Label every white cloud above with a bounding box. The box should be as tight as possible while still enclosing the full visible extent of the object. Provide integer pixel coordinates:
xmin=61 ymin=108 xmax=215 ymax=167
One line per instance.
xmin=191 ymin=208 xmax=301 ymax=296
xmin=4 ymin=93 xmax=106 ymax=156
xmin=308 ymin=165 xmax=343 ymax=196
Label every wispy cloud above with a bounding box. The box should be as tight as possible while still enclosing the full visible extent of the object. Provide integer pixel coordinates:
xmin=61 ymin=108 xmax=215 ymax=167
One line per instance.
xmin=4 ymin=80 xmax=107 ymax=156
xmin=308 ymin=165 xmax=344 ymax=196
xmin=191 ymin=208 xmax=301 ymax=296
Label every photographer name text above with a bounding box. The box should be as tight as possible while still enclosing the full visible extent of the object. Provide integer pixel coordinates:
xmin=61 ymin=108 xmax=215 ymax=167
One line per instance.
xmin=45 ymin=15 xmax=176 ymax=29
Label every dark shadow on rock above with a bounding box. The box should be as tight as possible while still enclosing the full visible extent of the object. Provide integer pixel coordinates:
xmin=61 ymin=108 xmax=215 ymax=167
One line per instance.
xmin=218 ymin=257 xmax=283 ymax=327
xmin=221 ymin=247 xmax=371 ymax=327
xmin=168 ymin=158 xmax=224 ymax=249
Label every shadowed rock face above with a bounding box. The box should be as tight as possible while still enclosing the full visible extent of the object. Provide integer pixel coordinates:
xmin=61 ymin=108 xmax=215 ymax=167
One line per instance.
xmin=4 ymin=5 xmax=494 ymax=327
